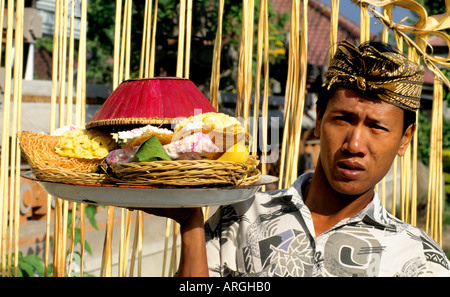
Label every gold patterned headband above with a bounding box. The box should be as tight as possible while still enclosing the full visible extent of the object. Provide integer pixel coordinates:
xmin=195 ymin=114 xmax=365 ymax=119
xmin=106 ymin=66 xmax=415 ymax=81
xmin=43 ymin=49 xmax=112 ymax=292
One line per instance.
xmin=324 ymin=40 xmax=424 ymax=111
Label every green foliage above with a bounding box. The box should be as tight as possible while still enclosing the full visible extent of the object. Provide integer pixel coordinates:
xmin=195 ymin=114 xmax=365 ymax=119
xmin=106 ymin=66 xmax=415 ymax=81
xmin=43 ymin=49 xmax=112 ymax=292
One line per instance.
xmin=86 ymin=0 xmax=116 ymax=84
xmin=67 ymin=204 xmax=99 ymax=256
xmin=1 ymin=204 xmax=100 ymax=277
xmin=418 ymin=112 xmax=450 ymax=166
xmin=442 ymin=69 xmax=450 ymax=106
xmin=0 ymin=251 xmax=46 ymax=277
xmin=35 ymin=0 xmax=289 ymax=89
xmin=35 ymin=36 xmax=53 ymax=53
xmin=418 ymin=0 xmax=448 ymax=16
xmin=417 ymin=111 xmax=431 ymax=166
xmin=443 ymin=150 xmax=450 ymax=204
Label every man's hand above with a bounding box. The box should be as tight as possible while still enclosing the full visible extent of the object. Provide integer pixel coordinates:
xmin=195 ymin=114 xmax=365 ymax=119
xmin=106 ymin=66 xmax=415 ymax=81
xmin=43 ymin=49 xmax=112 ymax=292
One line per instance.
xmin=138 ymin=207 xmax=202 ymax=227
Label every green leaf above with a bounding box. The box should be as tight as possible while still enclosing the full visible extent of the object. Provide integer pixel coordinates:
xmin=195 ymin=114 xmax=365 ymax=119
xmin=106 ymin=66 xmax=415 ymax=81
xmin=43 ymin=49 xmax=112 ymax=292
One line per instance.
xmin=132 ymin=136 xmax=172 ymax=162
xmin=84 ymin=240 xmax=93 ymax=255
xmin=19 ymin=261 xmax=35 ymax=277
xmin=21 ymin=255 xmax=45 ymax=276
xmin=85 ymin=205 xmax=99 ymax=230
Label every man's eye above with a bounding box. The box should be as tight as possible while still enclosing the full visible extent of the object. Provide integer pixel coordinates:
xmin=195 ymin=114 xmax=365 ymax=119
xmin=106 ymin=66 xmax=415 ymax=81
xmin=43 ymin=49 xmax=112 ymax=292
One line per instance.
xmin=333 ymin=116 xmax=352 ymax=123
xmin=369 ymin=123 xmax=388 ymax=132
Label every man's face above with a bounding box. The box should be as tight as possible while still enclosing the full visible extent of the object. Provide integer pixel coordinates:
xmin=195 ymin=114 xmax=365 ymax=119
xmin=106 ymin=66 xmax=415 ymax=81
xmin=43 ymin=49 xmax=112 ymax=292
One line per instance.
xmin=314 ymin=88 xmax=415 ymax=197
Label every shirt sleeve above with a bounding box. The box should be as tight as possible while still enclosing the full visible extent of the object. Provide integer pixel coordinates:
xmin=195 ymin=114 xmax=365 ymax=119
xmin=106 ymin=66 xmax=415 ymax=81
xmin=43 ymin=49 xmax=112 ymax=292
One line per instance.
xmin=204 ymin=205 xmax=245 ymax=277
xmin=204 ymin=206 xmax=226 ymax=277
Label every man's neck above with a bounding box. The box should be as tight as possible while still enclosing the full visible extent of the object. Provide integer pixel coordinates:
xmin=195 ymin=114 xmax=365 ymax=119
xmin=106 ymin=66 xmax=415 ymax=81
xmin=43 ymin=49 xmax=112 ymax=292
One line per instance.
xmin=303 ymin=162 xmax=374 ymax=236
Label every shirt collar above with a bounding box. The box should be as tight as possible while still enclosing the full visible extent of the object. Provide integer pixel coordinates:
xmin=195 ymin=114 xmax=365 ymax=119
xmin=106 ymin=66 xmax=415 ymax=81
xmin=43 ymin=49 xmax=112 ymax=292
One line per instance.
xmin=289 ymin=172 xmax=398 ymax=232
xmin=359 ymin=191 xmax=398 ymax=232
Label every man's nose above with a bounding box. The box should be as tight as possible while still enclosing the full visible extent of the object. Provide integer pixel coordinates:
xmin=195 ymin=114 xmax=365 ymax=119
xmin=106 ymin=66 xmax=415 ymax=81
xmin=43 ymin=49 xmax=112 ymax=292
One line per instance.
xmin=342 ymin=126 xmax=367 ymax=156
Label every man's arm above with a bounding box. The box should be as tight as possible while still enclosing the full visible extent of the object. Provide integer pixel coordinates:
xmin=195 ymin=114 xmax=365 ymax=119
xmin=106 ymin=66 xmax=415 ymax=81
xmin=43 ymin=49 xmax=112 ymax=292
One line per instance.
xmin=177 ymin=208 xmax=209 ymax=276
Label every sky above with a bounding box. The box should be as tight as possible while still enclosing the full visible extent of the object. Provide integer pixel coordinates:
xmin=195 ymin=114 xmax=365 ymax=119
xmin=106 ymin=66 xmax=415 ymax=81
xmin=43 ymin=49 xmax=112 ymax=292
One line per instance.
xmin=319 ymin=0 xmax=418 ymax=34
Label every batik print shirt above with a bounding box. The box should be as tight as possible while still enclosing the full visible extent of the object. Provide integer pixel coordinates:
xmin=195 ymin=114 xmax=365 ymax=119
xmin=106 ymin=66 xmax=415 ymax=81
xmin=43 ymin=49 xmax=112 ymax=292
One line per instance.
xmin=204 ymin=172 xmax=450 ymax=277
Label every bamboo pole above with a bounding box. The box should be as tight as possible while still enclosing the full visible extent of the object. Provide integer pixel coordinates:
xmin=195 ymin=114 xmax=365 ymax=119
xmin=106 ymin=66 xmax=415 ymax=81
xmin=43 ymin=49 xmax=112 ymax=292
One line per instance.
xmin=359 ymin=2 xmax=370 ymax=43
xmin=162 ymin=218 xmax=172 ymax=276
xmin=1 ymin=0 xmax=15 ymax=276
xmin=149 ymin=0 xmax=158 ymax=77
xmin=66 ymin=0 xmax=75 ymax=126
xmin=253 ymin=0 xmax=264 ymax=156
xmin=328 ymin=0 xmax=340 ymax=63
xmin=278 ymin=0 xmax=298 ymax=189
xmin=113 ymin=0 xmax=123 ymax=87
xmin=184 ymin=0 xmax=193 ymax=78
xmin=235 ymin=0 xmax=255 ymax=122
xmin=139 ymin=0 xmax=150 ymax=78
xmin=290 ymin=0 xmax=308 ymax=183
xmin=176 ymin=0 xmax=187 ymax=77
xmin=9 ymin=0 xmax=24 ymax=277
xmin=125 ymin=0 xmax=132 ymax=80
xmin=210 ymin=0 xmax=225 ymax=110
xmin=66 ymin=0 xmax=76 ymax=276
xmin=260 ymin=0 xmax=269 ymax=184
xmin=100 ymin=0 xmax=124 ymax=278
xmin=80 ymin=204 xmax=86 ymax=276
xmin=253 ymin=0 xmax=269 ymax=182
xmin=76 ymin=0 xmax=88 ymax=126
xmin=76 ymin=0 xmax=88 ymax=276
xmin=279 ymin=0 xmax=301 ymax=188
xmin=427 ymin=78 xmax=444 ymax=245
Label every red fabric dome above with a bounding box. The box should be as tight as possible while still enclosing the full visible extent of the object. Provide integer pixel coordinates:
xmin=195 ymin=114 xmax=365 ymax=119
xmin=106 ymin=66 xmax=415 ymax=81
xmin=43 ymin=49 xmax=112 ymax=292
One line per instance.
xmin=86 ymin=77 xmax=217 ymax=129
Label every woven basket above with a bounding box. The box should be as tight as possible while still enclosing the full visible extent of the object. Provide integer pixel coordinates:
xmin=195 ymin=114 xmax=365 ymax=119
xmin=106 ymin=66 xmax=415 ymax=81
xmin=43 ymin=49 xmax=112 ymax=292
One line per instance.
xmin=31 ymin=168 xmax=112 ymax=185
xmin=17 ymin=131 xmax=111 ymax=184
xmin=108 ymin=160 xmax=260 ymax=187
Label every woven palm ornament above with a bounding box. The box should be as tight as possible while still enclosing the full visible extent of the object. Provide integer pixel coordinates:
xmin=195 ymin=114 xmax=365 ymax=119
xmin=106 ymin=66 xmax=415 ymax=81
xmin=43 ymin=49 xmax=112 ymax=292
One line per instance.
xmin=324 ymin=40 xmax=425 ymax=111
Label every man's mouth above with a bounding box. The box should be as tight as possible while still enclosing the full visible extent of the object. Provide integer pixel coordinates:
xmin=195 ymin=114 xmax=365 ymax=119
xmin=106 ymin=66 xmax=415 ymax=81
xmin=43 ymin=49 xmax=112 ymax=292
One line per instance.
xmin=337 ymin=161 xmax=364 ymax=171
xmin=337 ymin=160 xmax=365 ymax=178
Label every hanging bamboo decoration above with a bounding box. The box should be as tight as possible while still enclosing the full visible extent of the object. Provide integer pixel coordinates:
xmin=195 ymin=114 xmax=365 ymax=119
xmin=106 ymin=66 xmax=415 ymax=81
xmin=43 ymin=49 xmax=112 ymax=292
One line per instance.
xmin=0 ymin=0 xmax=15 ymax=277
xmin=328 ymin=0 xmax=340 ymax=63
xmin=427 ymin=78 xmax=444 ymax=246
xmin=253 ymin=0 xmax=270 ymax=185
xmin=9 ymin=0 xmax=24 ymax=277
xmin=210 ymin=0 xmax=225 ymax=111
xmin=236 ymin=0 xmax=255 ymax=124
xmin=378 ymin=10 xmax=390 ymax=210
xmin=127 ymin=0 xmax=162 ymax=276
xmin=40 ymin=0 xmax=89 ymax=277
xmin=117 ymin=0 xmax=133 ymax=277
xmin=162 ymin=0 xmax=195 ymax=276
xmin=0 ymin=0 xmax=5 ymax=263
xmin=100 ymin=0 xmax=124 ymax=278
xmin=66 ymin=0 xmax=76 ymax=276
xmin=278 ymin=0 xmax=306 ymax=188
xmin=290 ymin=0 xmax=308 ymax=183
xmin=278 ymin=0 xmax=297 ymax=189
xmin=100 ymin=0 xmax=136 ymax=277
xmin=76 ymin=0 xmax=88 ymax=277
xmin=44 ymin=0 xmax=61 ymax=277
xmin=139 ymin=0 xmax=157 ymax=79
xmin=359 ymin=1 xmax=370 ymax=43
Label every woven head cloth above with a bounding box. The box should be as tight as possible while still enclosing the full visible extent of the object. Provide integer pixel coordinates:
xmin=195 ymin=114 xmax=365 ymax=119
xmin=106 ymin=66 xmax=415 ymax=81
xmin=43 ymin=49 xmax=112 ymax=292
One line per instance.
xmin=324 ymin=40 xmax=425 ymax=111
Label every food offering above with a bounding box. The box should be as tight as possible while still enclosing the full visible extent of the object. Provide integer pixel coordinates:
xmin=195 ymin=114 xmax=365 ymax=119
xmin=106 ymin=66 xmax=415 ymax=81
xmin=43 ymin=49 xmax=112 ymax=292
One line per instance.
xmin=18 ymin=78 xmax=275 ymax=207
xmin=104 ymin=112 xmax=260 ymax=187
xmin=18 ymin=112 xmax=260 ymax=188
xmin=18 ymin=126 xmax=116 ymax=184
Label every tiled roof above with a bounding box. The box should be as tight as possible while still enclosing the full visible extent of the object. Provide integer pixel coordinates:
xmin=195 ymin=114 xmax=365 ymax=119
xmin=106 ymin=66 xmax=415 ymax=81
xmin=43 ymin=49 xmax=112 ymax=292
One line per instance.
xmin=271 ymin=0 xmax=366 ymax=66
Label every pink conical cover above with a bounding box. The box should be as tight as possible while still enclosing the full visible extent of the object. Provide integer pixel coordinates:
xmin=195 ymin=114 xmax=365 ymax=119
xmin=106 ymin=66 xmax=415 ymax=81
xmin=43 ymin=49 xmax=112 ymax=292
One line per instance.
xmin=86 ymin=77 xmax=217 ymax=129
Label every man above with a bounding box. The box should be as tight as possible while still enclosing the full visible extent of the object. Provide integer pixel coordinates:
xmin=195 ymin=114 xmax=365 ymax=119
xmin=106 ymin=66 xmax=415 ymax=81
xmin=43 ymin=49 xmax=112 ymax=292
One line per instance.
xmin=145 ymin=40 xmax=450 ymax=277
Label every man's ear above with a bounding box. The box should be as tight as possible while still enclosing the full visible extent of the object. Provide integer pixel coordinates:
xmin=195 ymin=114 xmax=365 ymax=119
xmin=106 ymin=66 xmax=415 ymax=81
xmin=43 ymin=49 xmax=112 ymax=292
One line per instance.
xmin=397 ymin=123 xmax=416 ymax=157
